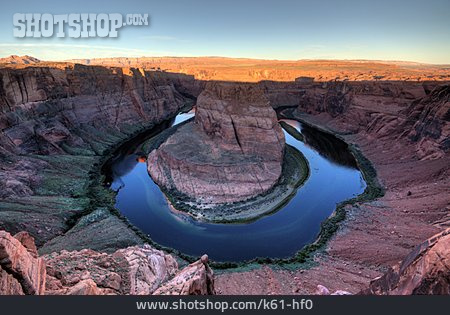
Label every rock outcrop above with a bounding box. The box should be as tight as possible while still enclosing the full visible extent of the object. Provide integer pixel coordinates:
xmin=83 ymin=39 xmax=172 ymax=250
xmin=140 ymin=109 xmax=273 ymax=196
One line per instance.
xmin=0 ymin=231 xmax=46 ymax=295
xmin=0 ymin=55 xmax=41 ymax=65
xmin=148 ymin=82 xmax=285 ymax=206
xmin=402 ymin=85 xmax=450 ymax=160
xmin=45 ymin=245 xmax=178 ymax=295
xmin=153 ymin=255 xmax=215 ymax=295
xmin=45 ymin=246 xmax=214 ymax=295
xmin=315 ymin=285 xmax=352 ymax=295
xmin=362 ymin=228 xmax=450 ymax=295
xmin=0 ymin=229 xmax=214 ymax=295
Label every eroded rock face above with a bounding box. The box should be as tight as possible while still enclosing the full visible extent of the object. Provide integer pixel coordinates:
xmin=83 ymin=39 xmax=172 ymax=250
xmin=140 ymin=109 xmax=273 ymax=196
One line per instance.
xmin=45 ymin=244 xmax=179 ymax=295
xmin=0 ymin=229 xmax=215 ymax=295
xmin=148 ymin=82 xmax=285 ymax=205
xmin=153 ymin=255 xmax=215 ymax=295
xmin=0 ymin=231 xmax=46 ymax=295
xmin=287 ymin=81 xmax=449 ymax=160
xmin=362 ymin=228 xmax=450 ymax=295
xmin=0 ymin=55 xmax=40 ymax=65
xmin=44 ymin=245 xmax=214 ymax=295
xmin=403 ymin=85 xmax=450 ymax=160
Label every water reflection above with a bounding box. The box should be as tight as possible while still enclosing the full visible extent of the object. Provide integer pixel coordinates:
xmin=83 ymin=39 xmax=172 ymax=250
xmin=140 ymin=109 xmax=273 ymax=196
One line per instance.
xmin=279 ymin=119 xmax=357 ymax=169
xmin=104 ymin=111 xmax=366 ymax=262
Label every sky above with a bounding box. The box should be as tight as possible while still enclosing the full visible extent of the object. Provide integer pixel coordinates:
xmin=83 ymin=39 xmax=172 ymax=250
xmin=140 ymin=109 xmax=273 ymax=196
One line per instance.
xmin=0 ymin=0 xmax=449 ymax=64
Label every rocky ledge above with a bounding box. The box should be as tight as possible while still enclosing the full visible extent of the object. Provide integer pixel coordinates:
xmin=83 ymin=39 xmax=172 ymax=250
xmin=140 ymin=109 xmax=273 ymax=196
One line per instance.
xmin=362 ymin=228 xmax=450 ymax=295
xmin=0 ymin=229 xmax=214 ymax=295
xmin=147 ymin=82 xmax=289 ymax=218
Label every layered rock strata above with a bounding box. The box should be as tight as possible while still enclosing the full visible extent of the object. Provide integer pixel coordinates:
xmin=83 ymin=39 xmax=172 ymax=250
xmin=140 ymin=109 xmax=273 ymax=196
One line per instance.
xmin=148 ymin=82 xmax=285 ymax=206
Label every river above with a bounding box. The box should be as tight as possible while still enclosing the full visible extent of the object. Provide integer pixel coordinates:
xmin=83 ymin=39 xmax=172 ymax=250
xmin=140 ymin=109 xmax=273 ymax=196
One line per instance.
xmin=104 ymin=109 xmax=366 ymax=262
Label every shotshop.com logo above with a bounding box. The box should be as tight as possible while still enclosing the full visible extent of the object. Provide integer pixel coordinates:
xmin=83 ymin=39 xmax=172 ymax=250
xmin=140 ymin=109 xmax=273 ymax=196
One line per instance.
xmin=13 ymin=13 xmax=149 ymax=38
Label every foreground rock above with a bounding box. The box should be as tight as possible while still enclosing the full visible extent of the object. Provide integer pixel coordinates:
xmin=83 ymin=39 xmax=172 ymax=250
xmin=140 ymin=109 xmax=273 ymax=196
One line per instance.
xmin=362 ymin=228 xmax=450 ymax=295
xmin=314 ymin=228 xmax=450 ymax=295
xmin=0 ymin=229 xmax=214 ymax=295
xmin=0 ymin=231 xmax=46 ymax=295
xmin=148 ymin=82 xmax=285 ymax=207
xmin=154 ymin=255 xmax=215 ymax=295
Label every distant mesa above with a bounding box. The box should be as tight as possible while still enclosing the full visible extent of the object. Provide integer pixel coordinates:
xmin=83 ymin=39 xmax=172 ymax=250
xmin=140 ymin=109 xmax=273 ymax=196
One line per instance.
xmin=0 ymin=55 xmax=41 ymax=64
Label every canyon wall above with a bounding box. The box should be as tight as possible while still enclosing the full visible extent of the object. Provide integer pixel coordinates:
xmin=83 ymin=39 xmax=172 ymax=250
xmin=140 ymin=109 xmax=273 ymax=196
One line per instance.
xmin=260 ymin=80 xmax=449 ymax=160
xmin=0 ymin=64 xmax=198 ymax=252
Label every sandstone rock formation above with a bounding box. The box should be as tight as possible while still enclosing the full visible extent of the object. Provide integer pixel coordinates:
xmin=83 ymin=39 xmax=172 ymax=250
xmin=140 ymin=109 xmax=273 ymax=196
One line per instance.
xmin=0 ymin=231 xmax=46 ymax=295
xmin=272 ymin=80 xmax=449 ymax=160
xmin=0 ymin=229 xmax=214 ymax=295
xmin=153 ymin=255 xmax=215 ymax=295
xmin=362 ymin=228 xmax=450 ymax=295
xmin=402 ymin=85 xmax=450 ymax=160
xmin=0 ymin=55 xmax=41 ymax=65
xmin=315 ymin=285 xmax=352 ymax=295
xmin=148 ymin=82 xmax=285 ymax=206
xmin=45 ymin=246 xmax=214 ymax=295
xmin=45 ymin=245 xmax=177 ymax=295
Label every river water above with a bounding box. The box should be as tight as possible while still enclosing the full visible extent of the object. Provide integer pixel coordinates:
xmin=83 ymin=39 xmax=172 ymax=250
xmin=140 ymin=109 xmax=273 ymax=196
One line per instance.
xmin=104 ymin=110 xmax=366 ymax=262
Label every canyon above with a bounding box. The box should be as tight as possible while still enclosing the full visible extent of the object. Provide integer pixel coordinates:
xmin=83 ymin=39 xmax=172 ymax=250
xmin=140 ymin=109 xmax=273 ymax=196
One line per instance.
xmin=0 ymin=56 xmax=449 ymax=294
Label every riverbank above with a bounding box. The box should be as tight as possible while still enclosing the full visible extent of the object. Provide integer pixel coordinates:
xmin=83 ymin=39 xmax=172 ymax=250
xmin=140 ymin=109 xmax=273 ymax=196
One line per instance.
xmin=215 ymin=107 xmax=449 ymax=294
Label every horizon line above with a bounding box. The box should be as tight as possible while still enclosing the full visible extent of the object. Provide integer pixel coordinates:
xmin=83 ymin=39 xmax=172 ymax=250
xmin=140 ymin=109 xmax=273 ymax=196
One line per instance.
xmin=2 ymin=54 xmax=450 ymax=66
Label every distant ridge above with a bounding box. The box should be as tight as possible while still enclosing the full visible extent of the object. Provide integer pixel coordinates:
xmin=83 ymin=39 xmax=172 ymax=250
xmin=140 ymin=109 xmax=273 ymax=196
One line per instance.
xmin=0 ymin=55 xmax=41 ymax=64
xmin=1 ymin=55 xmax=448 ymax=82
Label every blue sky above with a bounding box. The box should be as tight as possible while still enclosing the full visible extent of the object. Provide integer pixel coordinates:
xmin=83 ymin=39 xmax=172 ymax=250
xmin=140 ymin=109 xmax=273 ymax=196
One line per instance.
xmin=0 ymin=0 xmax=449 ymax=63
